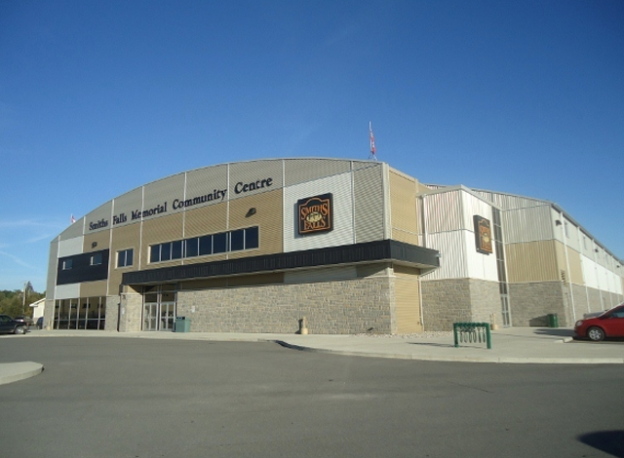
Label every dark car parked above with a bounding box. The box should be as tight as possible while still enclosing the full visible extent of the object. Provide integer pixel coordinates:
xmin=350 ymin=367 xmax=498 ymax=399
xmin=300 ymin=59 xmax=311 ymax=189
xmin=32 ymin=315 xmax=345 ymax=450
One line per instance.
xmin=574 ymin=303 xmax=624 ymax=341
xmin=0 ymin=315 xmax=28 ymax=335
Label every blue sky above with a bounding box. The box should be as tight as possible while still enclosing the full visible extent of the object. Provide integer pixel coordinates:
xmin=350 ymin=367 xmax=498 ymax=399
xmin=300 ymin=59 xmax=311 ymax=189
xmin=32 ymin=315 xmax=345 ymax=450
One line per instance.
xmin=1 ymin=0 xmax=623 ymax=292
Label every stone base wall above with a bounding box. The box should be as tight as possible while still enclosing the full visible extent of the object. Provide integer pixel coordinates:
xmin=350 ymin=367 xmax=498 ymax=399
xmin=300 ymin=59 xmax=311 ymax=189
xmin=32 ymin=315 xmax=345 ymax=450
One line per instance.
xmin=421 ymin=278 xmax=472 ymax=331
xmin=509 ymin=281 xmax=566 ymax=327
xmin=118 ymin=293 xmax=142 ymax=332
xmin=177 ymin=276 xmax=394 ymax=334
xmin=421 ymin=278 xmax=500 ymax=331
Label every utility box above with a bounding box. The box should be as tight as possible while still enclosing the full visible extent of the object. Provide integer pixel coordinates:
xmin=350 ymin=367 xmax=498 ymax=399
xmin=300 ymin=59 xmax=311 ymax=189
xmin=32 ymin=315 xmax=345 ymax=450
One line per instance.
xmin=175 ymin=316 xmax=191 ymax=332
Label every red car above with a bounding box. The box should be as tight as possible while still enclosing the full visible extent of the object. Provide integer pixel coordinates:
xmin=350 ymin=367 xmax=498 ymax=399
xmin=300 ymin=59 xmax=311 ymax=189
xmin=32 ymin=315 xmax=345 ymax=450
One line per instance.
xmin=574 ymin=303 xmax=624 ymax=341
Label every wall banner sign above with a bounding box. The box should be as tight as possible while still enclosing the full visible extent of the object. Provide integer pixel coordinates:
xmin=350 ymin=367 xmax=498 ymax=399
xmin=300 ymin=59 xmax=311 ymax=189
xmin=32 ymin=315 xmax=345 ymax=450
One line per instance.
xmin=474 ymin=215 xmax=493 ymax=255
xmin=297 ymin=193 xmax=333 ymax=235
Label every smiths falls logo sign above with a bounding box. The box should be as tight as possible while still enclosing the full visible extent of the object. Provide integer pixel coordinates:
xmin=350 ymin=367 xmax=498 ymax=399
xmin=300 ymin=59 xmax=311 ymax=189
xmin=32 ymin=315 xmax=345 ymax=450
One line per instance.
xmin=297 ymin=193 xmax=333 ymax=235
xmin=474 ymin=215 xmax=493 ymax=255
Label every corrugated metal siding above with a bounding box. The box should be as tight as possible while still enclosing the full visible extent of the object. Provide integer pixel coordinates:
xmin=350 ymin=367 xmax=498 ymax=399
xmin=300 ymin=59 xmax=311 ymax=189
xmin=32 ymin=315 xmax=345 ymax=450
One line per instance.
xmin=472 ymin=190 xmax=544 ymax=210
xmin=109 ymin=222 xmax=142 ymax=291
xmin=463 ymin=231 xmax=498 ymax=281
xmin=506 ymin=241 xmax=559 ymax=282
xmin=283 ymin=172 xmax=354 ymax=252
xmin=461 ymin=192 xmax=493 ymax=230
xmin=353 ymin=164 xmax=385 ymax=243
xmin=284 ymin=158 xmax=351 ymax=187
xmin=389 ymin=170 xmax=418 ymax=245
xmin=46 ymin=240 xmax=59 ymax=298
xmin=582 ymin=256 xmax=598 ymax=289
xmin=143 ymin=173 xmax=185 ymax=220
xmin=425 ymin=231 xmax=468 ymax=280
xmin=55 ymin=283 xmax=80 ymax=300
xmin=502 ymin=205 xmax=554 ymax=244
xmin=284 ymin=266 xmax=357 ymax=284
xmin=395 ymin=273 xmax=422 ymax=333
xmin=84 ymin=201 xmax=113 ymax=235
xmin=227 ymin=188 xmax=283 ymax=258
xmin=565 ymin=245 xmax=584 ymax=285
xmin=111 ymin=188 xmax=143 ymax=229
xmin=59 ymin=217 xmax=85 ymax=240
xmin=229 ymin=160 xmax=284 ymax=201
xmin=424 ymin=191 xmax=463 ymax=233
xmin=184 ymin=164 xmax=228 ymax=211
xmin=184 ymin=201 xmax=227 ymax=239
xmin=58 ymin=237 xmax=84 ymax=257
xmin=83 ymin=229 xmax=111 ymax=253
xmin=140 ymin=212 xmax=184 ymax=269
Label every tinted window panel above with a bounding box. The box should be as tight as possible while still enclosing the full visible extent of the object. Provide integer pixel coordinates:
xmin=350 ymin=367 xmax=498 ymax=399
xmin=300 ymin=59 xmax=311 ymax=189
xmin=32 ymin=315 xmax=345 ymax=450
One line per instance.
xmin=150 ymin=245 xmax=160 ymax=263
xmin=186 ymin=239 xmax=198 ymax=257
xmin=213 ymin=233 xmax=227 ymax=254
xmin=230 ymin=230 xmax=244 ymax=251
xmin=245 ymin=227 xmax=259 ymax=249
xmin=199 ymin=235 xmax=212 ymax=256
xmin=172 ymin=240 xmax=183 ymax=260
xmin=161 ymin=243 xmax=171 ymax=261
xmin=126 ymin=249 xmax=133 ymax=266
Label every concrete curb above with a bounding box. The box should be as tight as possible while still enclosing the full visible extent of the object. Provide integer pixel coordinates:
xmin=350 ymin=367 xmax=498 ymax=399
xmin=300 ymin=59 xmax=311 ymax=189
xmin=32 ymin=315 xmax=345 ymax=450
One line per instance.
xmin=0 ymin=362 xmax=44 ymax=386
xmin=273 ymin=340 xmax=624 ymax=364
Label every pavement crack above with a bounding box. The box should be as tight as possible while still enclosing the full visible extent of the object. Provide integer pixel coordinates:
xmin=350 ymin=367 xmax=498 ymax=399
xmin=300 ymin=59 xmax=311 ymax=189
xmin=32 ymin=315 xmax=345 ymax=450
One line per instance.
xmin=444 ymin=380 xmax=493 ymax=393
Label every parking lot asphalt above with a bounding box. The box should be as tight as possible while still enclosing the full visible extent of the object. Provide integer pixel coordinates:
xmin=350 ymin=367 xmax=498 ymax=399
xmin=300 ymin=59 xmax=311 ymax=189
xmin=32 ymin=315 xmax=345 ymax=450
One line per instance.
xmin=1 ymin=326 xmax=623 ymax=385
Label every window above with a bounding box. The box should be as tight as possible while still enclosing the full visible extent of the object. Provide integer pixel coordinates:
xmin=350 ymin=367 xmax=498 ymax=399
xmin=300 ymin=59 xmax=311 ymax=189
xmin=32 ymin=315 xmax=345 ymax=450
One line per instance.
xmin=62 ymin=259 xmax=73 ymax=270
xmin=117 ymin=249 xmax=133 ymax=268
xmin=90 ymin=253 xmax=103 ymax=266
xmin=149 ymin=227 xmax=258 ymax=264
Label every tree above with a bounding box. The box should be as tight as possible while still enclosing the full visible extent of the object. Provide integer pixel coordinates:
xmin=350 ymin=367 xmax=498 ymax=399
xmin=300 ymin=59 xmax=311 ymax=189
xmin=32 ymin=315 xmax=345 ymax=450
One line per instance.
xmin=0 ymin=287 xmax=45 ymax=318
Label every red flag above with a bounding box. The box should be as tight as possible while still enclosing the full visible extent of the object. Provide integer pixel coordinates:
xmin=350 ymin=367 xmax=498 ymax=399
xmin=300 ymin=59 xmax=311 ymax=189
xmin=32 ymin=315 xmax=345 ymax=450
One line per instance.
xmin=369 ymin=122 xmax=377 ymax=160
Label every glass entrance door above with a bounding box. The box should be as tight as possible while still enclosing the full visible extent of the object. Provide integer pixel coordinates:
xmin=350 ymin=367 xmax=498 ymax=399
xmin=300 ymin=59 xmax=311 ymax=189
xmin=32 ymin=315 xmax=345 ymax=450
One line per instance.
xmin=142 ymin=284 xmax=177 ymax=331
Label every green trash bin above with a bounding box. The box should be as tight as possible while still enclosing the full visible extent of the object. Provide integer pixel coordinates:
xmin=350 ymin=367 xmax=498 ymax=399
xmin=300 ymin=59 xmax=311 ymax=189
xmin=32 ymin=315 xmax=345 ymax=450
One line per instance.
xmin=547 ymin=313 xmax=558 ymax=328
xmin=175 ymin=316 xmax=191 ymax=332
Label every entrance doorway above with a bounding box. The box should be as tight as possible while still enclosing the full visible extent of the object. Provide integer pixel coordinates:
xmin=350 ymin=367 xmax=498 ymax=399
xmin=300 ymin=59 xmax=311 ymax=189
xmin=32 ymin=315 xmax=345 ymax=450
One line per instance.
xmin=142 ymin=284 xmax=177 ymax=331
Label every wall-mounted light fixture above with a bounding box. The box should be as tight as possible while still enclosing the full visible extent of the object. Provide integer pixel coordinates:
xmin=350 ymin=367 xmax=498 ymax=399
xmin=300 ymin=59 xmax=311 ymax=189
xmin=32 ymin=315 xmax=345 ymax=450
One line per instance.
xmin=246 ymin=207 xmax=257 ymax=217
xmin=92 ymin=241 xmax=98 ymax=248
xmin=595 ymin=249 xmax=599 ymax=253
xmin=555 ymin=220 xmax=562 ymax=226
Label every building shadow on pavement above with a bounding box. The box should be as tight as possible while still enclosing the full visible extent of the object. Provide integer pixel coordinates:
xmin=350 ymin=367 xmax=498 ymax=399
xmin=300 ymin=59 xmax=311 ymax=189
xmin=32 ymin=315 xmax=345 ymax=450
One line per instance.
xmin=578 ymin=430 xmax=624 ymax=458
xmin=532 ymin=328 xmax=575 ymax=337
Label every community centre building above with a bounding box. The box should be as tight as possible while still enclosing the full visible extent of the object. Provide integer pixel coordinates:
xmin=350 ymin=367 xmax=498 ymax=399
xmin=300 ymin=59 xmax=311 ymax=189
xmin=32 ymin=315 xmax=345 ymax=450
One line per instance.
xmin=44 ymin=158 xmax=624 ymax=334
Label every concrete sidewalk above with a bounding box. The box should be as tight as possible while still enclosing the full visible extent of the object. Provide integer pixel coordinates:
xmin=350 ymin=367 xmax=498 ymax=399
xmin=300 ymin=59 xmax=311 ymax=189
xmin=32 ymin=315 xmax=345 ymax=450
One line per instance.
xmin=1 ymin=327 xmax=623 ymax=385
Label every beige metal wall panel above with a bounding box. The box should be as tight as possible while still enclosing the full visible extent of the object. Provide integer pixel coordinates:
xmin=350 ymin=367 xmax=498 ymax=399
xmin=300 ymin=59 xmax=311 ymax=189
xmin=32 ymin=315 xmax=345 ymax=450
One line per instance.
xmin=565 ymin=245 xmax=584 ymax=285
xmin=394 ymin=267 xmax=422 ymax=334
xmin=284 ymin=266 xmax=357 ymax=284
xmin=228 ymin=160 xmax=283 ymax=200
xmin=284 ymin=158 xmax=351 ymax=187
xmin=227 ymin=188 xmax=283 ymax=259
xmin=80 ymin=280 xmax=107 ymax=297
xmin=425 ymin=231 xmax=468 ymax=280
xmin=143 ymin=173 xmax=185 ymax=220
xmin=55 ymin=283 xmax=80 ymax=299
xmin=110 ymin=188 xmax=143 ymax=228
xmin=506 ymin=240 xmax=559 ymax=282
xmin=353 ymin=164 xmax=385 ymax=243
xmin=83 ymin=228 xmax=111 ymax=252
xmin=109 ymin=222 xmax=142 ymax=291
xmin=46 ymin=240 xmax=59 ymax=298
xmin=502 ymin=205 xmax=554 ymax=244
xmin=424 ymin=191 xmax=463 ymax=234
xmin=389 ymin=170 xmax=418 ymax=245
xmin=58 ymin=236 xmax=84 ymax=257
xmin=184 ymin=164 xmax=228 ymax=211
xmin=84 ymin=201 xmax=113 ymax=235
xmin=59 ymin=218 xmax=85 ymax=240
xmin=184 ymin=201 xmax=228 ymax=238
xmin=140 ymin=212 xmax=184 ymax=268
xmin=284 ymin=172 xmax=354 ymax=252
